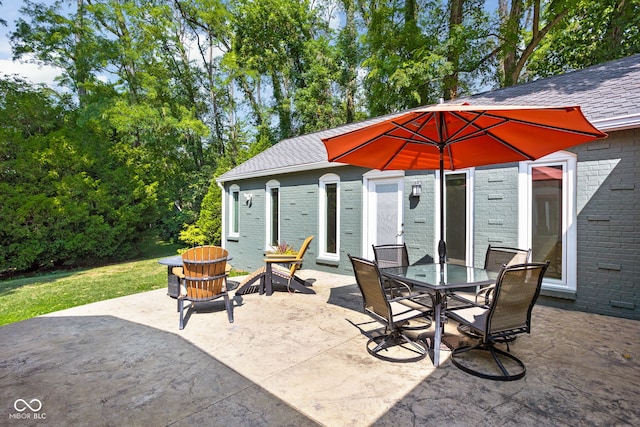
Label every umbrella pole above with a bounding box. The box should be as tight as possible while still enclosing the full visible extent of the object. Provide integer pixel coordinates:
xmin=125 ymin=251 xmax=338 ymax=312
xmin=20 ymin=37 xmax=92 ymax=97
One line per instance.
xmin=438 ymin=146 xmax=446 ymax=265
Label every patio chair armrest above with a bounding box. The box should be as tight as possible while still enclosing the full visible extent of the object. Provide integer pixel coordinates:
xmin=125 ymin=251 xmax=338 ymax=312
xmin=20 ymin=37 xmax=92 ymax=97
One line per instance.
xmin=383 ymin=277 xmax=413 ymax=298
xmin=446 ymin=293 xmax=487 ymax=311
xmin=390 ymin=292 xmax=433 ymax=306
xmin=475 ymin=284 xmax=495 ymax=305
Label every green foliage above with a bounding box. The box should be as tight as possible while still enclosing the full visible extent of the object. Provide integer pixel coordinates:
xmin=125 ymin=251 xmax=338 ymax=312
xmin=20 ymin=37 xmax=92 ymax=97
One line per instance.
xmin=230 ymin=0 xmax=344 ymax=138
xmin=179 ymin=177 xmax=222 ymax=247
xmin=0 ymin=77 xmax=160 ymax=273
xmin=527 ymin=0 xmax=640 ymax=78
xmin=4 ymin=0 xmax=639 ymax=275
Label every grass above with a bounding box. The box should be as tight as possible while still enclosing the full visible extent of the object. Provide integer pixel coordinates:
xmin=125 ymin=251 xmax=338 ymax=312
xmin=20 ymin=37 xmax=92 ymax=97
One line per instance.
xmin=0 ymin=241 xmax=184 ymax=327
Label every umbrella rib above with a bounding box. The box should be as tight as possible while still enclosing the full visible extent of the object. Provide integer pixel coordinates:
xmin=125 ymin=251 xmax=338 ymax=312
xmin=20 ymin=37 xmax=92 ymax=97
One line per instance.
xmin=389 ymin=114 xmax=439 ymax=146
xmin=445 ymin=110 xmax=604 ymax=144
xmin=329 ymin=132 xmax=393 ymax=162
xmin=329 ymin=112 xmax=432 ymax=162
xmin=480 ymin=111 xmax=605 ymax=138
xmin=382 ymin=113 xmax=439 ymax=169
xmin=445 ymin=110 xmax=604 ymax=160
xmin=328 ymin=107 xmax=604 ymax=165
xmin=447 ymin=121 xmax=537 ymax=160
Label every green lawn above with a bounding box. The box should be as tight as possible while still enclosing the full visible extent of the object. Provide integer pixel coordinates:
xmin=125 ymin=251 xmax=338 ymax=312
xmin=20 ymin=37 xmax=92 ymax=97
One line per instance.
xmin=0 ymin=241 xmax=184 ymax=326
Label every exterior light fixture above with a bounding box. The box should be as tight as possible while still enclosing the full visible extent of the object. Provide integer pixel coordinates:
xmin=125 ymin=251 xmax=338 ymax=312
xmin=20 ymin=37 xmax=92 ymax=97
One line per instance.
xmin=411 ymin=182 xmax=422 ymax=198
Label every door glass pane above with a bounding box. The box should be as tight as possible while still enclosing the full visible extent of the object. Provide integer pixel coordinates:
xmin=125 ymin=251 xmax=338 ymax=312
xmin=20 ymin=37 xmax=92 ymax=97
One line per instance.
xmin=531 ymin=165 xmax=563 ymax=279
xmin=376 ymin=183 xmax=398 ymax=245
xmin=270 ymin=188 xmax=279 ymax=246
xmin=325 ymin=183 xmax=337 ymax=254
xmin=445 ymin=173 xmax=467 ymax=263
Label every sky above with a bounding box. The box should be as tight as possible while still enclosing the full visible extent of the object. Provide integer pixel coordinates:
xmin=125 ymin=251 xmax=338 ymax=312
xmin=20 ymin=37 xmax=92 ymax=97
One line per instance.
xmin=0 ymin=0 xmax=63 ymax=87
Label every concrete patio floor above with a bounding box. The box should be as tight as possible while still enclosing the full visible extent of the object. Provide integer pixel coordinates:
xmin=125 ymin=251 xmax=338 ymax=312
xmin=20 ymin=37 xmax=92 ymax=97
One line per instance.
xmin=1 ymin=269 xmax=639 ymax=426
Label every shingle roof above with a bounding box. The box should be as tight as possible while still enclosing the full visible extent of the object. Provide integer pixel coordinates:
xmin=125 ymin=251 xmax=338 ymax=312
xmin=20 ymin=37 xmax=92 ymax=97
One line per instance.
xmin=218 ymin=54 xmax=640 ymax=182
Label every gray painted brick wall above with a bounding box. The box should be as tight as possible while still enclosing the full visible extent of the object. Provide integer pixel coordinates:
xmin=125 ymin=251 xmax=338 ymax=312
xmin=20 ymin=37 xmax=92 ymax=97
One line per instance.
xmin=560 ymin=129 xmax=640 ymax=319
xmin=224 ymin=130 xmax=639 ymax=319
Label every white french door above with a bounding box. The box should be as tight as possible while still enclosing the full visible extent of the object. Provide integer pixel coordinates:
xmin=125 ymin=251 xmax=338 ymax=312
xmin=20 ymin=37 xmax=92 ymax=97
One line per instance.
xmin=362 ymin=171 xmax=404 ymax=259
xmin=436 ymin=169 xmax=474 ymax=265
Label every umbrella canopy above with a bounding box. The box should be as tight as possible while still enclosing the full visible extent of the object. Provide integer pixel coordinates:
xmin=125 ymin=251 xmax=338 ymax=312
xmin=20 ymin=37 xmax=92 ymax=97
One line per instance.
xmin=321 ymin=104 xmax=607 ymax=264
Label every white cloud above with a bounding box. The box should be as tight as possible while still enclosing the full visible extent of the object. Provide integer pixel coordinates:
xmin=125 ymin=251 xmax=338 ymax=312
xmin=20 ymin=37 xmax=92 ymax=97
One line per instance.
xmin=1 ymin=1 xmax=63 ymax=87
xmin=0 ymin=58 xmax=63 ymax=86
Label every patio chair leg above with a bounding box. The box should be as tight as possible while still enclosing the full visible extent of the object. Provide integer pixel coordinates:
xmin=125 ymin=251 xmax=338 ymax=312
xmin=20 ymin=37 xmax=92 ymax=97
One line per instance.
xmin=451 ymin=342 xmax=526 ymax=381
xmin=178 ymin=298 xmax=185 ymax=330
xmin=367 ymin=331 xmax=427 ymax=363
xmin=400 ymin=331 xmax=427 ymax=355
xmin=286 ymin=275 xmax=315 ymax=294
xmin=224 ymin=294 xmax=234 ymax=323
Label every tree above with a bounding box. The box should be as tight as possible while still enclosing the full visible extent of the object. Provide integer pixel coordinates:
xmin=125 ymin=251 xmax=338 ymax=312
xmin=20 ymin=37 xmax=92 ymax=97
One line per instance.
xmin=0 ymin=1 xmax=6 ymax=26
xmin=11 ymin=0 xmax=109 ymax=102
xmin=230 ymin=0 xmax=343 ymax=139
xmin=526 ymin=0 xmax=640 ymax=78
xmin=441 ymin=0 xmax=493 ymax=100
xmin=359 ymin=0 xmax=443 ymax=114
xmin=0 ymin=77 xmax=159 ymax=272
xmin=495 ymin=0 xmax=572 ymax=86
xmin=336 ymin=0 xmax=359 ymax=123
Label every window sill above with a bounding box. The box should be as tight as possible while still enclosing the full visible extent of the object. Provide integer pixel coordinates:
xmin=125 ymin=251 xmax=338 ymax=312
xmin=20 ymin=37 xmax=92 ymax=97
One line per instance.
xmin=316 ymin=257 xmax=340 ymax=267
xmin=540 ymin=288 xmax=576 ymax=300
xmin=226 ymin=236 xmax=239 ymax=242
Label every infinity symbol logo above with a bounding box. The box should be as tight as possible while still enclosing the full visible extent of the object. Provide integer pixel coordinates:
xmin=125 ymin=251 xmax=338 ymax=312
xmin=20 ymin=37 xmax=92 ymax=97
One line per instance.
xmin=14 ymin=399 xmax=42 ymax=412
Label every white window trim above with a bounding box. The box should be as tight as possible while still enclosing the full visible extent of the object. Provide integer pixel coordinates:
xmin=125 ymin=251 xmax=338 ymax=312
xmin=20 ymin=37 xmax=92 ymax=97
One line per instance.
xmin=229 ymin=184 xmax=240 ymax=238
xmin=318 ymin=173 xmax=340 ymax=262
xmin=518 ymin=151 xmax=577 ymax=293
xmin=265 ymin=179 xmax=281 ymax=250
xmin=435 ymin=169 xmax=475 ymax=265
xmin=218 ymin=182 xmax=227 ymax=248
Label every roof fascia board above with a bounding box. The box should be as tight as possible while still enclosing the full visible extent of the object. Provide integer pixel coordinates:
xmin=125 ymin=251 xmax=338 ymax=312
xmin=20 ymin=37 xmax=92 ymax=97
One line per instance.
xmin=216 ymin=161 xmax=346 ymax=183
xmin=592 ymin=114 xmax=640 ymax=131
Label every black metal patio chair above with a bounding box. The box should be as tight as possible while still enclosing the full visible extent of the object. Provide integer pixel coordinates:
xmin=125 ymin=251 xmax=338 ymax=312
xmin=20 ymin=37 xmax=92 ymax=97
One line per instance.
xmin=349 ymin=255 xmax=433 ymax=363
xmin=447 ymin=261 xmax=549 ymax=381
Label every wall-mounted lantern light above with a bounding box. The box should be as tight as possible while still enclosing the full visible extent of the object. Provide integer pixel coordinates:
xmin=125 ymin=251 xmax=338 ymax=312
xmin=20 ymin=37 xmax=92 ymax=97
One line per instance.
xmin=411 ymin=181 xmax=422 ymax=198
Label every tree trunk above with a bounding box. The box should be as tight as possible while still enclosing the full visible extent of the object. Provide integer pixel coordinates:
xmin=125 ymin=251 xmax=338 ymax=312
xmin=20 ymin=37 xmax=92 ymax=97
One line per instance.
xmin=74 ymin=0 xmax=87 ymax=102
xmin=342 ymin=0 xmax=357 ymax=123
xmin=443 ymin=0 xmax=464 ymax=100
xmin=502 ymin=0 xmax=523 ymax=87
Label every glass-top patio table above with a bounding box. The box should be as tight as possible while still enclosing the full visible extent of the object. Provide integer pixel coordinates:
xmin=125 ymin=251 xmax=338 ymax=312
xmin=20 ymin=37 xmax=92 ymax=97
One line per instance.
xmin=379 ymin=263 xmax=498 ymax=367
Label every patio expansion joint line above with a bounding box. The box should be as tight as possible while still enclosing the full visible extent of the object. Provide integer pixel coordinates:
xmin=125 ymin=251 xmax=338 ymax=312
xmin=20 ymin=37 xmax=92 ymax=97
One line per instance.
xmin=164 ymin=385 xmax=273 ymax=427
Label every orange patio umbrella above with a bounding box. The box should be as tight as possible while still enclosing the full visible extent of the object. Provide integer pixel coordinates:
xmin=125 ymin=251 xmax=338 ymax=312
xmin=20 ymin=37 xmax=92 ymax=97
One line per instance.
xmin=321 ymin=104 xmax=607 ymax=264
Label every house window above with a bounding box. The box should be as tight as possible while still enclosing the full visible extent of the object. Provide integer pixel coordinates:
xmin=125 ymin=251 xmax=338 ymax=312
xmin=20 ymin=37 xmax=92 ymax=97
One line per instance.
xmin=519 ymin=151 xmax=577 ymax=292
xmin=266 ymin=180 xmax=280 ymax=247
xmin=319 ymin=174 xmax=340 ymax=260
xmin=229 ymin=185 xmax=239 ymax=238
